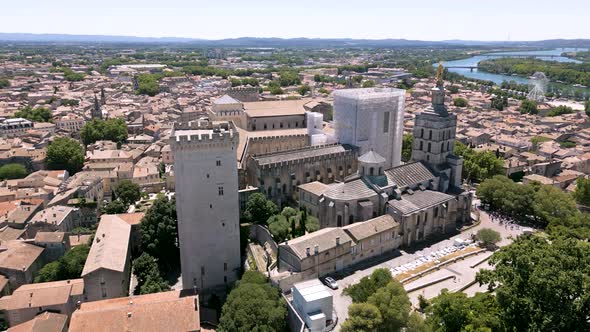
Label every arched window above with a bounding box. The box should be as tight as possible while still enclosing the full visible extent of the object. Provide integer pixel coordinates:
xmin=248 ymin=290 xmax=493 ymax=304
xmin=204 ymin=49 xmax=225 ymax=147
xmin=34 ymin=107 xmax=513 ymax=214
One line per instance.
xmin=420 ymin=128 xmax=424 ymax=138
xmin=441 ymin=142 xmax=445 ymax=152
xmin=429 ymin=130 xmax=432 ymax=140
xmin=337 ymin=215 xmax=343 ymax=227
xmin=370 ymin=167 xmax=374 ymax=176
xmin=349 ymin=215 xmax=354 ymax=225
xmin=263 ymin=124 xmax=267 ymax=130
xmin=419 ymin=141 xmax=423 ymax=150
xmin=427 ymin=143 xmax=431 ymax=152
xmin=447 ymin=141 xmax=450 ymax=151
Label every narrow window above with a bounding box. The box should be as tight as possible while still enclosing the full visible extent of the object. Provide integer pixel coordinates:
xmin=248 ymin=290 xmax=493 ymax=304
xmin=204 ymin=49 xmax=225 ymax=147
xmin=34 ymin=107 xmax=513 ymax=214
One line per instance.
xmin=383 ymin=111 xmax=390 ymax=133
xmin=218 ymin=186 xmax=224 ymax=196
xmin=224 ymin=262 xmax=228 ymax=271
xmin=216 ymin=160 xmax=221 ymax=166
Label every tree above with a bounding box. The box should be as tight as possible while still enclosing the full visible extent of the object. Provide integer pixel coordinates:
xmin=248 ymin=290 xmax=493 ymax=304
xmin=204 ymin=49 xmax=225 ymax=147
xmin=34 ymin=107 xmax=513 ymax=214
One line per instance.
xmin=305 ymin=215 xmax=320 ymax=233
xmin=81 ymin=118 xmax=128 ymax=146
xmin=454 ymin=142 xmax=503 ymax=182
xmin=475 ymin=228 xmax=501 ymax=248
xmin=490 ymin=97 xmax=504 ymax=111
xmin=476 ymin=236 xmax=590 ymax=332
xmin=101 ymin=199 xmax=127 ymax=214
xmin=573 ymin=177 xmax=590 ymax=206
xmin=136 ymin=73 xmax=160 ymax=96
xmin=140 ymin=195 xmax=179 ymax=272
xmin=244 ymin=193 xmax=278 ymax=224
xmin=132 ymin=252 xmax=169 ymax=295
xmin=425 ymin=290 xmax=502 ymax=332
xmin=62 ymin=68 xmax=85 ymax=81
xmin=218 ymin=271 xmax=287 ymax=332
xmin=407 ymin=312 xmax=431 ymax=332
xmin=267 ymin=215 xmax=290 ymax=243
xmin=453 ymin=97 xmax=468 ymax=107
xmin=0 ymin=163 xmax=27 ymax=180
xmin=35 ymin=245 xmax=90 ymax=283
xmin=297 ymin=84 xmax=311 ymax=96
xmin=448 ymin=85 xmax=460 ymax=94
xmin=0 ymin=78 xmax=10 ymax=88
xmin=115 ymin=180 xmax=141 ymax=206
xmin=518 ymin=99 xmax=538 ymax=114
xmin=344 ymin=268 xmax=393 ymax=303
xmin=341 ymin=303 xmax=383 ymax=332
xmin=281 ymin=207 xmax=298 ymax=219
xmin=46 ymin=137 xmax=84 ymax=175
xmin=547 ymin=105 xmax=575 ymax=117
xmin=14 ymin=106 xmax=53 ymax=122
xmin=585 ymin=100 xmax=590 ymax=117
xmin=362 ymin=80 xmax=376 ymax=88
xmin=402 ymin=134 xmax=413 ymax=162
xmin=367 ymin=280 xmax=411 ymax=332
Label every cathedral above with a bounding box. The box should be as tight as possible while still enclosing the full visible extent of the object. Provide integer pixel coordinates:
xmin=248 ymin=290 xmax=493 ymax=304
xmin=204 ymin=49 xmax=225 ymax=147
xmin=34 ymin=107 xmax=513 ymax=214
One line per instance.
xmin=299 ymin=71 xmax=472 ymax=247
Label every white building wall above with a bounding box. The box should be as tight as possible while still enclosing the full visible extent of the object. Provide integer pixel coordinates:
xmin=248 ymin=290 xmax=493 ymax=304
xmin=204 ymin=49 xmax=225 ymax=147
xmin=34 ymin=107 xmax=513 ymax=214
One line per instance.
xmin=333 ymin=88 xmax=405 ymax=168
xmin=172 ymin=122 xmax=241 ymax=291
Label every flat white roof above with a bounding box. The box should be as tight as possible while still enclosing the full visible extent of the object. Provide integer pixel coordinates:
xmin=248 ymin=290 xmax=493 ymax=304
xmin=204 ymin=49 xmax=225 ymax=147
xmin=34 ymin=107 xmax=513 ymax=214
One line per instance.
xmin=294 ymin=279 xmax=332 ymax=302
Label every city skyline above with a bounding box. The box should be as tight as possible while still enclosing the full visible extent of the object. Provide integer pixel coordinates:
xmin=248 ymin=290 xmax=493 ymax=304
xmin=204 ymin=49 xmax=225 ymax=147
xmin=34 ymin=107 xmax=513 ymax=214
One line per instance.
xmin=1 ymin=0 xmax=588 ymax=41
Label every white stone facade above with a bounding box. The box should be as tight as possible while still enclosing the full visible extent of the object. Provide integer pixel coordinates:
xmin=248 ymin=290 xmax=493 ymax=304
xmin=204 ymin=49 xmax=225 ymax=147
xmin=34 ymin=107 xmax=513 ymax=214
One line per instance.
xmin=333 ymin=88 xmax=405 ymax=169
xmin=171 ymin=120 xmax=241 ymax=292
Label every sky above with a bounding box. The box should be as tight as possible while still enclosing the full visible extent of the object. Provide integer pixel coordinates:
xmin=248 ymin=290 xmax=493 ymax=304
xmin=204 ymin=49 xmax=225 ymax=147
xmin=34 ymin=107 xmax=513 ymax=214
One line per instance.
xmin=1 ymin=0 xmax=588 ymax=41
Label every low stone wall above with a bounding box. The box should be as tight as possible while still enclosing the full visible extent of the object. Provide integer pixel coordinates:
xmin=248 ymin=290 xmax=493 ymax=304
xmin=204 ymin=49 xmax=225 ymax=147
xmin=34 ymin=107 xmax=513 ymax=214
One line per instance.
xmin=249 ymin=224 xmax=278 ymax=257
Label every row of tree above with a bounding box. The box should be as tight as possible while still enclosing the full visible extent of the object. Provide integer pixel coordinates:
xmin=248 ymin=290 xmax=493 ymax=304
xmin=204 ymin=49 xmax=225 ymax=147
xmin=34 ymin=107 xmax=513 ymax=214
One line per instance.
xmin=477 ymin=175 xmax=590 ymax=239
xmin=80 ymin=118 xmax=128 ymax=146
xmin=14 ymin=106 xmax=53 ymax=122
xmin=479 ymin=58 xmax=590 ymax=86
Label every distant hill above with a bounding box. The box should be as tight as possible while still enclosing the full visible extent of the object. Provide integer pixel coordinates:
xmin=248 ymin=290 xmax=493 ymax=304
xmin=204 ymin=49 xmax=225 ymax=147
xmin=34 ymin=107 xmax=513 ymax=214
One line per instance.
xmin=0 ymin=33 xmax=589 ymax=48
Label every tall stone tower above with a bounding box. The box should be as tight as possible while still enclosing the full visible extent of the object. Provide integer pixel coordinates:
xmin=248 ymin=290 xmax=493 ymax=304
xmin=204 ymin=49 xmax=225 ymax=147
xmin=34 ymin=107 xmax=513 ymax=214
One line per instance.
xmin=412 ymin=66 xmax=463 ymax=191
xmin=171 ymin=120 xmax=241 ymax=292
xmin=333 ymin=88 xmax=406 ymax=168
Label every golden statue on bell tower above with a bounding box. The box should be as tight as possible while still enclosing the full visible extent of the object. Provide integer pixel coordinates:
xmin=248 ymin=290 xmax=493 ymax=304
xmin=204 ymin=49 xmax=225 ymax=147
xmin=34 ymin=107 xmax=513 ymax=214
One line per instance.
xmin=435 ymin=63 xmax=444 ymax=87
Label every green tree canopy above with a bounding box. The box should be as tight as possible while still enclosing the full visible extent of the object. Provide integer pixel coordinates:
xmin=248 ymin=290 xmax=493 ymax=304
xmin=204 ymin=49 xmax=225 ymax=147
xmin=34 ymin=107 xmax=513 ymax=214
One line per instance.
xmin=267 ymin=215 xmax=290 ymax=243
xmin=425 ymin=290 xmax=503 ymax=332
xmin=46 ymin=137 xmax=84 ymax=175
xmin=132 ymin=252 xmax=170 ymax=295
xmin=518 ymin=99 xmax=538 ymax=114
xmin=35 ymin=245 xmax=90 ymax=283
xmin=218 ymin=271 xmax=287 ymax=332
xmin=305 ymin=215 xmax=320 ymax=233
xmin=341 ymin=303 xmax=383 ymax=332
xmin=140 ymin=195 xmax=179 ymax=272
xmin=585 ymin=100 xmax=590 ymax=117
xmin=454 ymin=142 xmax=503 ymax=182
xmin=81 ymin=118 xmax=128 ymax=146
xmin=244 ymin=193 xmax=278 ymax=224
xmin=115 ymin=180 xmax=141 ymax=206
xmin=136 ymin=73 xmax=160 ymax=96
xmin=475 ymin=228 xmax=501 ymax=248
xmin=453 ymin=97 xmax=468 ymax=107
xmin=476 ymin=236 xmax=590 ymax=332
xmin=573 ymin=177 xmax=590 ymax=206
xmin=402 ymin=134 xmax=413 ymax=162
xmin=101 ymin=199 xmax=127 ymax=214
xmin=297 ymin=84 xmax=311 ymax=96
xmin=14 ymin=106 xmax=53 ymax=122
xmin=362 ymin=80 xmax=376 ymax=88
xmin=0 ymin=78 xmax=10 ymax=88
xmin=0 ymin=163 xmax=28 ymax=180
xmin=344 ymin=268 xmax=393 ymax=303
xmin=366 ymin=280 xmax=412 ymax=332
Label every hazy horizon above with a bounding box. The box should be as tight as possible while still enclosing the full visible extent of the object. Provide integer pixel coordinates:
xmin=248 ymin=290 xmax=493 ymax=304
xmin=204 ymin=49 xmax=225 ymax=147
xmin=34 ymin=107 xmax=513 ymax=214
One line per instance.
xmin=1 ymin=0 xmax=588 ymax=41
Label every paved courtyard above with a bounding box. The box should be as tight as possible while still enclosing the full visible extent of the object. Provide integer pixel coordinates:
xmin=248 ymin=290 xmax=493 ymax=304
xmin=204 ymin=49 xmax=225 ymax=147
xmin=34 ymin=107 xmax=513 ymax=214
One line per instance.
xmin=330 ymin=208 xmax=524 ymax=331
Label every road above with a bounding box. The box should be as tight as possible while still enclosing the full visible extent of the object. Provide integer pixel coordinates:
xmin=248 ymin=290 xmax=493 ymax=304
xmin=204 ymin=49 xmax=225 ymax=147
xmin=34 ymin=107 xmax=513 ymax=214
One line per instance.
xmin=330 ymin=208 xmax=523 ymax=331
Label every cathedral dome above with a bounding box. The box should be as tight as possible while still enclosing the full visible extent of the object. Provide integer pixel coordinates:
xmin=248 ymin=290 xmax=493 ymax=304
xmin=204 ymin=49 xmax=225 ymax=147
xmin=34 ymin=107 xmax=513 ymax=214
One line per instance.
xmin=358 ymin=150 xmax=386 ymax=176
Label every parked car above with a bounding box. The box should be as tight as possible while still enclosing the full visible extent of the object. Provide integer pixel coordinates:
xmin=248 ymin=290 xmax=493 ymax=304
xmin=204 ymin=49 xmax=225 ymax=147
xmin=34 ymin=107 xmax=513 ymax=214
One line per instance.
xmin=323 ymin=276 xmax=338 ymax=289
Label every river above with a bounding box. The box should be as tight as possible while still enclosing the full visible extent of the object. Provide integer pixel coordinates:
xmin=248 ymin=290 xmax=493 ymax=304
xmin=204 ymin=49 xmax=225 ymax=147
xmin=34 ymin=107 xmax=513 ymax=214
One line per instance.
xmin=440 ymin=48 xmax=587 ymax=86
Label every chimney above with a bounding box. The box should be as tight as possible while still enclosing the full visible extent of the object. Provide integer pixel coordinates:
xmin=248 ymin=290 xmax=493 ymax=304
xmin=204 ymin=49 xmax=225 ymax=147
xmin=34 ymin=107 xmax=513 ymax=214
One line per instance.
xmin=127 ymin=312 xmax=132 ymax=318
xmin=336 ymin=237 xmax=340 ymax=246
xmin=76 ymin=301 xmax=81 ymax=310
xmin=314 ymin=244 xmax=319 ymax=255
xmin=306 ymin=247 xmax=310 ymax=256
